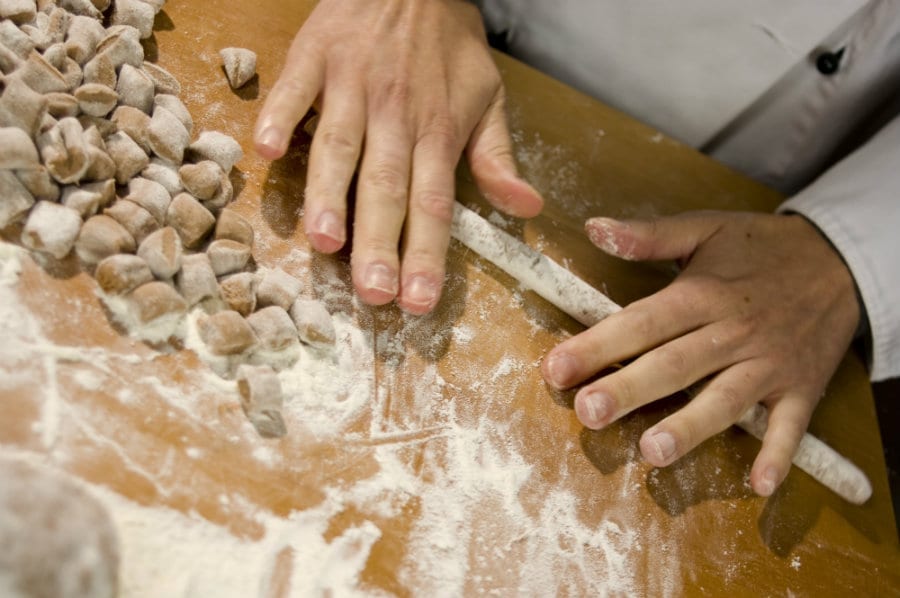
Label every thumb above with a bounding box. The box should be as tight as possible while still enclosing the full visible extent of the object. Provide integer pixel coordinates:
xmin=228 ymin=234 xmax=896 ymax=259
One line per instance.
xmin=585 ymin=213 xmax=721 ymax=261
xmin=465 ymin=91 xmax=543 ymax=218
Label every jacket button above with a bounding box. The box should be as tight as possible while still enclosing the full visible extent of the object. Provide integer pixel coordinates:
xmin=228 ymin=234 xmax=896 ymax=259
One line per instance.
xmin=816 ymin=47 xmax=846 ymax=75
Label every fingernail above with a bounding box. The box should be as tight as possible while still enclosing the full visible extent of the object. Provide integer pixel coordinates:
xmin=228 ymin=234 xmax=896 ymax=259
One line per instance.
xmin=585 ymin=218 xmax=622 ymax=254
xmin=256 ymin=127 xmax=284 ymax=152
xmin=544 ymin=352 xmax=577 ymax=389
xmin=758 ymin=466 xmax=779 ymax=497
xmin=314 ymin=211 xmax=345 ymax=244
xmin=575 ymin=390 xmax=612 ymax=428
xmin=646 ymin=430 xmax=676 ymax=464
xmin=364 ymin=263 xmax=398 ymax=295
xmin=403 ymin=275 xmax=437 ymax=309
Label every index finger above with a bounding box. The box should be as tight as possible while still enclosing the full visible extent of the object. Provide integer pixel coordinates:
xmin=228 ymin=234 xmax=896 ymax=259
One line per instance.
xmin=254 ymin=36 xmax=324 ymax=160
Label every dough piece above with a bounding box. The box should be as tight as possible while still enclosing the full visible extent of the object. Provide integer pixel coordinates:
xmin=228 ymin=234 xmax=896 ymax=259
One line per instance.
xmin=12 ymin=51 xmax=68 ymax=93
xmin=219 ymin=47 xmax=256 ymax=89
xmin=0 ymin=76 xmax=48 ymax=137
xmin=104 ymin=198 xmax=158 ymax=245
xmin=74 ymin=82 xmax=118 ymax=117
xmin=21 ymin=200 xmax=82 ymax=259
xmin=110 ymin=0 xmax=155 ymax=40
xmin=44 ymin=7 xmax=70 ymax=45
xmin=0 ymin=457 xmax=120 ymax=598
xmin=82 ymin=51 xmax=116 ymax=88
xmin=178 ymin=160 xmax=222 ymax=201
xmin=0 ymin=170 xmax=35 ymax=228
xmin=82 ymin=178 xmax=117 ymax=208
xmin=77 ymin=113 xmax=117 ymax=138
xmin=104 ymin=130 xmax=149 ymax=184
xmin=136 ymin=226 xmax=182 ymax=279
xmin=290 ymin=298 xmax=336 ymax=347
xmin=0 ymin=19 xmax=34 ymax=58
xmin=203 ymin=171 xmax=233 ymax=212
xmin=235 ymin=364 xmax=287 ymax=439
xmin=141 ymin=158 xmax=183 ymax=195
xmin=42 ymin=42 xmax=68 ymax=70
xmin=57 ymin=0 xmax=102 ymax=18
xmin=153 ymin=93 xmax=192 ymax=135
xmin=110 ymin=105 xmax=151 ymax=151
xmin=58 ymin=56 xmax=84 ymax=91
xmin=219 ymin=271 xmax=256 ymax=316
xmin=75 ymin=214 xmax=136 ymax=264
xmin=175 ymin=252 xmax=219 ymax=306
xmin=84 ymin=143 xmax=117 ymax=181
xmin=128 ymin=280 xmax=187 ymax=324
xmin=147 ymin=105 xmax=189 ymax=164
xmin=61 ymin=185 xmax=103 ymax=217
xmin=141 ymin=61 xmax=180 ymax=96
xmin=0 ymin=126 xmax=40 ymax=169
xmin=89 ymin=0 xmax=112 ymax=12
xmin=197 ymin=309 xmax=258 ymax=355
xmin=94 ymin=25 xmax=143 ymax=70
xmin=39 ymin=116 xmax=89 ymax=183
xmin=124 ymin=176 xmax=171 ymax=225
xmin=0 ymin=0 xmax=36 ymax=25
xmin=256 ymin=267 xmax=302 ymax=311
xmin=214 ymin=208 xmax=254 ymax=246
xmin=165 ymin=192 xmax=215 ymax=249
xmin=187 ymin=130 xmax=242 ymax=174
xmin=206 ymin=238 xmax=251 ymax=276
xmin=64 ymin=14 xmax=107 ymax=65
xmin=14 ymin=166 xmax=59 ymax=202
xmin=246 ymin=305 xmax=298 ymax=352
xmin=0 ymin=41 xmax=22 ymax=74
xmin=44 ymin=91 xmax=80 ymax=118
xmin=116 ymin=63 xmax=154 ymax=113
xmin=95 ymin=253 xmax=153 ymax=294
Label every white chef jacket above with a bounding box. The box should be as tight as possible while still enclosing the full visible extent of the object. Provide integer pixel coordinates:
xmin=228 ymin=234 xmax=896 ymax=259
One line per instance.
xmin=474 ymin=0 xmax=900 ymax=381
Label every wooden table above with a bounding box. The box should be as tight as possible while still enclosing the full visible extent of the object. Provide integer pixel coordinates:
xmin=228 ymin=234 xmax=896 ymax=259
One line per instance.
xmin=1 ymin=1 xmax=898 ymax=595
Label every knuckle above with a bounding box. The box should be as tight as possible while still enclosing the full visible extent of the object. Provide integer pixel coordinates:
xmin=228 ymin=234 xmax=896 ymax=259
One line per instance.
xmin=413 ymin=189 xmax=454 ymax=225
xmin=378 ymin=77 xmax=412 ymax=106
xmin=366 ymin=164 xmax=408 ymax=203
xmin=715 ymin=384 xmax=749 ymax=421
xmin=655 ymin=345 xmax=690 ymax=385
xmin=315 ymin=126 xmax=358 ymax=158
xmin=608 ymin=372 xmax=638 ymax=409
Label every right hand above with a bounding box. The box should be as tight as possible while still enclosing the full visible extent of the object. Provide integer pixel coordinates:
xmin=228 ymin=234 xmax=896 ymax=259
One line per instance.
xmin=254 ymin=0 xmax=544 ymax=314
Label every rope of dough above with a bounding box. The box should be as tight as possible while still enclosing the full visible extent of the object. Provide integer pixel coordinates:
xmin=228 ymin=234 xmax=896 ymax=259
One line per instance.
xmin=450 ymin=202 xmax=872 ymax=505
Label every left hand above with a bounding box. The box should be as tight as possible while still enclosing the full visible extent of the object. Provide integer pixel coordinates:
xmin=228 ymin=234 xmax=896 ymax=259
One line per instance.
xmin=541 ymin=211 xmax=861 ymax=497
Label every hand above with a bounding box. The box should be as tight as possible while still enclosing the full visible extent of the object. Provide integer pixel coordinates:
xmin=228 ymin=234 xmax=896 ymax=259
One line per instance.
xmin=254 ymin=0 xmax=543 ymax=314
xmin=541 ymin=211 xmax=861 ymax=497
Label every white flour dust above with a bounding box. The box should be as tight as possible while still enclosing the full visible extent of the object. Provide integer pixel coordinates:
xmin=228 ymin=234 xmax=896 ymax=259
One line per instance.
xmin=0 ymin=240 xmax=675 ymax=596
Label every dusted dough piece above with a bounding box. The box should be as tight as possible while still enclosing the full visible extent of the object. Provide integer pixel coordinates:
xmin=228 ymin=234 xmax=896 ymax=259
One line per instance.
xmin=129 ymin=280 xmax=187 ymax=324
xmin=110 ymin=0 xmax=155 ymax=39
xmin=142 ymin=61 xmax=180 ymax=96
xmin=58 ymin=56 xmax=85 ymax=91
xmin=0 ymin=169 xmax=36 ymax=228
xmin=110 ymin=105 xmax=151 ymax=152
xmin=74 ymin=82 xmax=118 ymax=117
xmin=39 ymin=116 xmax=90 ymax=184
xmin=21 ymin=200 xmax=82 ymax=259
xmin=104 ymin=198 xmax=158 ymax=245
xmin=64 ymin=14 xmax=107 ymax=65
xmin=0 ymin=41 xmax=22 ymax=73
xmin=61 ymin=185 xmax=103 ymax=217
xmin=176 ymin=252 xmax=219 ymax=305
xmin=197 ymin=309 xmax=258 ymax=355
xmin=95 ymin=253 xmax=153 ymax=294
xmin=0 ymin=76 xmax=47 ymax=137
xmin=44 ymin=91 xmax=80 ymax=118
xmin=95 ymin=25 xmax=143 ymax=70
xmin=0 ymin=0 xmax=37 ymax=25
xmin=179 ymin=160 xmax=222 ymax=200
xmin=0 ymin=126 xmax=40 ymax=169
xmin=0 ymin=19 xmax=33 ymax=58
xmin=203 ymin=172 xmax=233 ymax=212
xmin=147 ymin=105 xmax=189 ymax=164
xmin=75 ymin=214 xmax=136 ymax=264
xmin=58 ymin=0 xmax=102 ymax=18
xmin=82 ymin=51 xmax=116 ymax=88
xmin=42 ymin=43 xmax=68 ymax=71
xmin=206 ymin=238 xmax=251 ymax=276
xmin=219 ymin=271 xmax=256 ymax=316
xmin=124 ymin=176 xmax=171 ymax=225
xmin=116 ymin=63 xmax=154 ymax=113
xmin=219 ymin=47 xmax=256 ymax=89
xmin=105 ymin=130 xmax=149 ymax=184
xmin=136 ymin=226 xmax=182 ymax=279
xmin=246 ymin=305 xmax=299 ymax=352
xmin=235 ymin=364 xmax=287 ymax=439
xmin=84 ymin=144 xmax=117 ymax=181
xmin=0 ymin=457 xmax=119 ymax=598
xmin=12 ymin=51 xmax=68 ymax=93
xmin=166 ymin=192 xmax=215 ymax=248
xmin=214 ymin=208 xmax=254 ymax=246
xmin=188 ymin=130 xmax=242 ymax=174
xmin=256 ymin=267 xmax=302 ymax=311
xmin=14 ymin=166 xmax=59 ymax=202
xmin=290 ymin=297 xmax=336 ymax=347
xmin=141 ymin=158 xmax=183 ymax=195
xmin=153 ymin=93 xmax=192 ymax=135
